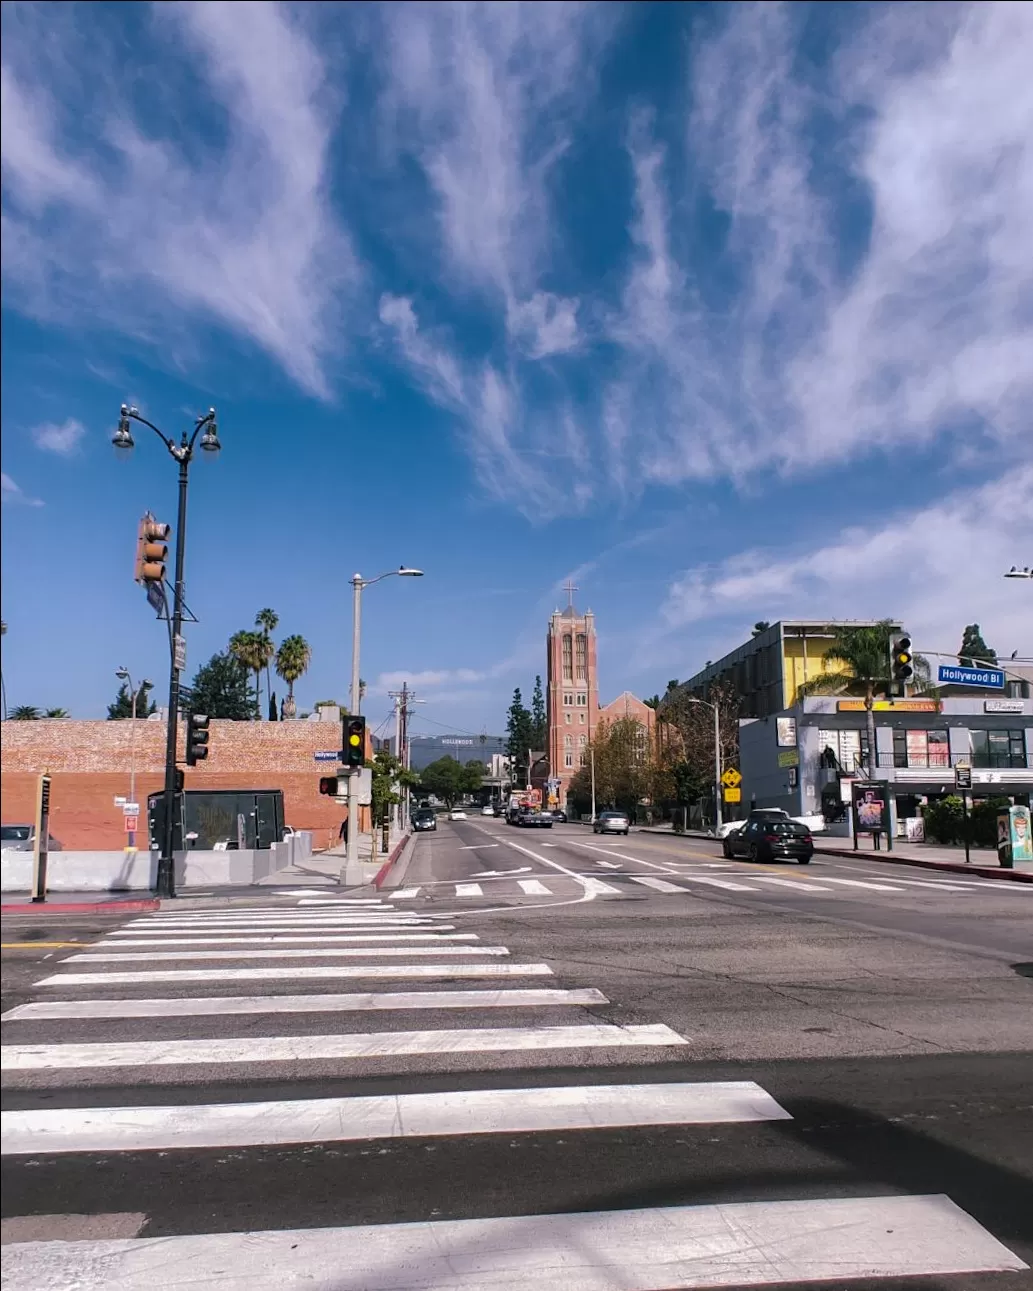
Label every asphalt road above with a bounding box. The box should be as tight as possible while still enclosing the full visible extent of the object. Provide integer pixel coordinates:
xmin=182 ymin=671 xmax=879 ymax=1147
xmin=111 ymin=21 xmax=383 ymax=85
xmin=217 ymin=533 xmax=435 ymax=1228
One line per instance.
xmin=2 ymin=823 xmax=1031 ymax=1289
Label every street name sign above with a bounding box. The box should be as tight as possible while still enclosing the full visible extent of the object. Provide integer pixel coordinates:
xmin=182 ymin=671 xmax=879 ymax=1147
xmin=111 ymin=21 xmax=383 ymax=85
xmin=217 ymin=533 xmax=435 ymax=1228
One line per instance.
xmin=122 ymin=802 xmax=140 ymax=816
xmin=937 ymin=664 xmax=1005 ymax=689
xmin=314 ymin=751 xmax=339 ymax=762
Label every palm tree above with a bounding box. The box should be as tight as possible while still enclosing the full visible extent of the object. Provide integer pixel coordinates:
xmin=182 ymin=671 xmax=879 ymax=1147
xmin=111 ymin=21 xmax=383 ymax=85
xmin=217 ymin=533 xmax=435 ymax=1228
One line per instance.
xmin=228 ymin=629 xmax=269 ymax=719
xmin=275 ymin=634 xmax=311 ymax=718
xmin=10 ymin=704 xmax=41 ymax=721
xmin=798 ymin=620 xmax=897 ymax=777
xmin=255 ymin=609 xmax=279 ymax=717
xmin=44 ymin=707 xmax=70 ymax=718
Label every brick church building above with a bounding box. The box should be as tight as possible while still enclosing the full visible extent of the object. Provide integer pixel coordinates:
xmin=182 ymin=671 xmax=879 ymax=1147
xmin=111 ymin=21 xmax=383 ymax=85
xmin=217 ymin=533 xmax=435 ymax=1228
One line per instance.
xmin=545 ymin=585 xmax=655 ymax=806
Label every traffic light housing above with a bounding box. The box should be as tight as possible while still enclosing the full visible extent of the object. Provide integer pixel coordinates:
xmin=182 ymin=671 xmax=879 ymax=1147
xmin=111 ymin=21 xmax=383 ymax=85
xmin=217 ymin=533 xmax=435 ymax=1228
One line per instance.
xmin=186 ymin=713 xmax=210 ymax=766
xmin=344 ymin=716 xmax=366 ymax=769
xmin=135 ymin=515 xmax=170 ymax=584
xmin=892 ymin=635 xmax=914 ymax=685
xmin=319 ymin=776 xmax=340 ymax=796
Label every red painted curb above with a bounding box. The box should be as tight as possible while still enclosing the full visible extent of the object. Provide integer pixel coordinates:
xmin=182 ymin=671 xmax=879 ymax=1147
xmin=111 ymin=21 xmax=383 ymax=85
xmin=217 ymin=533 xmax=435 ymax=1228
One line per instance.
xmin=814 ymin=847 xmax=1033 ymax=883
xmin=373 ymin=834 xmax=411 ymax=890
xmin=1 ymin=898 xmax=161 ymax=915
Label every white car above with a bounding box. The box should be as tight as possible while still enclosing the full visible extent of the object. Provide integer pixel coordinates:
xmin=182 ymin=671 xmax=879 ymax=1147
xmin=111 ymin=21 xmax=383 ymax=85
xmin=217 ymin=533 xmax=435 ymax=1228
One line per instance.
xmin=716 ymin=810 xmax=825 ymax=840
xmin=481 ymin=804 xmax=495 ymax=816
xmin=448 ymin=809 xmax=468 ymax=821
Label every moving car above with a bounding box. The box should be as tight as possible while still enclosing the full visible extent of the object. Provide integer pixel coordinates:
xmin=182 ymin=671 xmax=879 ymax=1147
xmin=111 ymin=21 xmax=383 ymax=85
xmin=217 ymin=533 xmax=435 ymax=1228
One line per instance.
xmin=724 ymin=818 xmax=813 ymax=863
xmin=516 ymin=808 xmax=552 ymax=829
xmin=716 ymin=809 xmax=825 ymax=840
xmin=448 ymin=809 xmax=468 ymax=821
xmin=550 ymin=809 xmax=568 ymax=824
xmin=481 ymin=804 xmax=495 ymax=816
xmin=412 ymin=809 xmax=437 ymax=832
xmin=593 ymin=811 xmax=630 ymax=836
xmin=0 ymin=824 xmax=64 ymax=851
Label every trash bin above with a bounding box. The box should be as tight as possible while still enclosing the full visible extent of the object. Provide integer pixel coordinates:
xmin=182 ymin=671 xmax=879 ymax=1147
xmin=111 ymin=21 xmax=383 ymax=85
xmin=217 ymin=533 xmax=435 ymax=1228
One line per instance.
xmin=997 ymin=806 xmax=1033 ymax=869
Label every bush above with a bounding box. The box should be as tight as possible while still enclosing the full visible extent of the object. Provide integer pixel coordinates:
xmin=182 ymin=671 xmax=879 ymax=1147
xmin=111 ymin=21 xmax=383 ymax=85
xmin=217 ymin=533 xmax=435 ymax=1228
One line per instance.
xmin=970 ymin=797 xmax=1011 ymax=849
xmin=922 ymin=796 xmax=964 ymax=845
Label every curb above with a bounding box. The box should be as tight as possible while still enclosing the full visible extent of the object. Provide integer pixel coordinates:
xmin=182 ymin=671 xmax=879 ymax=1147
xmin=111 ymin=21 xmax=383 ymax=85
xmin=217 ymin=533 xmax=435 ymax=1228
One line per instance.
xmin=1 ymin=898 xmax=161 ymax=915
xmin=373 ymin=833 xmax=413 ymax=890
xmin=814 ymin=847 xmax=1033 ymax=883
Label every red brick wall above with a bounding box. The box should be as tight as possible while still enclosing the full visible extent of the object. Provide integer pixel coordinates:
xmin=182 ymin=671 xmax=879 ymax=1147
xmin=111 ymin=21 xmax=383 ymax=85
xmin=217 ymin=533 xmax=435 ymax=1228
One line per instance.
xmin=1 ymin=719 xmax=368 ymax=850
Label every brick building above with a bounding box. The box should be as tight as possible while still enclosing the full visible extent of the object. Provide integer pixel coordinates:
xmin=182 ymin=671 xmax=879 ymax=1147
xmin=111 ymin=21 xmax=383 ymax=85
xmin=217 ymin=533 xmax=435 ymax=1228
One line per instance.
xmin=0 ymin=718 xmax=369 ymax=851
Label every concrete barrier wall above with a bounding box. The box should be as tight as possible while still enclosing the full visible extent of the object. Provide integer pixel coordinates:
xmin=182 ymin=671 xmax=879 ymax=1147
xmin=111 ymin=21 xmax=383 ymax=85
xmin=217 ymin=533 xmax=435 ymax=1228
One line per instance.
xmin=0 ymin=837 xmax=311 ymax=893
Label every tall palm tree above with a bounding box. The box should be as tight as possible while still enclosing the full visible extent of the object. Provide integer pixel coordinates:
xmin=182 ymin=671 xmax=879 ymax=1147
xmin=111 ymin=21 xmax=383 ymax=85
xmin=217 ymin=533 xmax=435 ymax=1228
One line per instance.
xmin=228 ymin=629 xmax=269 ymax=719
xmin=255 ymin=609 xmax=279 ymax=717
xmin=798 ymin=620 xmax=899 ymax=777
xmin=275 ymin=634 xmax=311 ymax=718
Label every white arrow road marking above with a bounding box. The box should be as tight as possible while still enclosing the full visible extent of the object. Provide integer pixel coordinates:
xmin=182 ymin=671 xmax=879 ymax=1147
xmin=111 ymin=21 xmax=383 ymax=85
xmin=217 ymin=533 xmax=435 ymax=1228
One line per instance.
xmin=459 ymin=845 xmax=500 ymax=850
xmin=472 ymin=867 xmax=533 ymax=877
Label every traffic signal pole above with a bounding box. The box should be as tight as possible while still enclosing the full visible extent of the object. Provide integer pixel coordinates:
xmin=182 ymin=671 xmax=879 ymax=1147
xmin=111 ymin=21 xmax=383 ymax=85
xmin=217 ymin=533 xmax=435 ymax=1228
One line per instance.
xmin=157 ymin=455 xmax=190 ymax=900
xmin=345 ymin=574 xmax=363 ymax=886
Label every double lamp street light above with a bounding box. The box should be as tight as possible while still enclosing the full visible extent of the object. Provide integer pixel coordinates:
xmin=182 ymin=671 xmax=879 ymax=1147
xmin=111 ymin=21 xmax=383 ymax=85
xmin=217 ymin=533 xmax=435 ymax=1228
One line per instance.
xmin=113 ymin=403 xmax=221 ymax=899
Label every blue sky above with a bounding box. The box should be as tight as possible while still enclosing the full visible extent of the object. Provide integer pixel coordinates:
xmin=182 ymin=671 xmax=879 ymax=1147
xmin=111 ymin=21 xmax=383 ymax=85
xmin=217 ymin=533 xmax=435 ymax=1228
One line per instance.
xmin=2 ymin=0 xmax=1031 ymax=740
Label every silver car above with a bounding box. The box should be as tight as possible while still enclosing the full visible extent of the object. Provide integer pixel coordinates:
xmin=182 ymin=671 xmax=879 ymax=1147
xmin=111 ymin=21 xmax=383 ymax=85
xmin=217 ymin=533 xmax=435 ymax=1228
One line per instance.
xmin=0 ymin=824 xmax=63 ymax=851
xmin=593 ymin=811 xmax=630 ymax=836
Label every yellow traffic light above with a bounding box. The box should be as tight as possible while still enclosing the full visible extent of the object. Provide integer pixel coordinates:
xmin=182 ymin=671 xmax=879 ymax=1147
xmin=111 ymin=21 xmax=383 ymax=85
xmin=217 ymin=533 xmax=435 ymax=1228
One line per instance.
xmin=135 ymin=515 xmax=170 ymax=584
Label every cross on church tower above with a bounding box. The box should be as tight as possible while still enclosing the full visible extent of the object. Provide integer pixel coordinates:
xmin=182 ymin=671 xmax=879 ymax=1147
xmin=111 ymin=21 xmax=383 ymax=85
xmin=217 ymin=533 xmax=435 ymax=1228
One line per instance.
xmin=563 ymin=579 xmax=579 ymax=609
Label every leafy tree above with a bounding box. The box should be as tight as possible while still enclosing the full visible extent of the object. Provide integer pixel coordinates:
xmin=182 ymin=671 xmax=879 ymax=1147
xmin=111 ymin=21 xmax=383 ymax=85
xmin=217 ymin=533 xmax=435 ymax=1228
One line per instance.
xmin=580 ymin=716 xmax=651 ymax=816
xmin=275 ymin=634 xmax=312 ymax=718
xmin=752 ymin=621 xmax=771 ymax=636
xmin=661 ymin=680 xmax=743 ymax=823
xmin=43 ymin=707 xmax=70 ymax=718
xmin=107 ymin=681 xmax=157 ymax=720
xmin=255 ymin=609 xmax=279 ymax=717
xmin=530 ymin=675 xmax=547 ymax=750
xmin=463 ymin=759 xmax=487 ymax=794
xmin=958 ymin=624 xmax=997 ymax=667
xmin=187 ymin=651 xmax=257 ymax=721
xmin=417 ymin=755 xmax=480 ymax=808
xmin=229 ymin=629 xmax=272 ymax=718
xmin=9 ymin=705 xmax=41 ymax=720
xmin=368 ymin=748 xmax=420 ymax=828
xmin=505 ymin=688 xmax=534 ymax=785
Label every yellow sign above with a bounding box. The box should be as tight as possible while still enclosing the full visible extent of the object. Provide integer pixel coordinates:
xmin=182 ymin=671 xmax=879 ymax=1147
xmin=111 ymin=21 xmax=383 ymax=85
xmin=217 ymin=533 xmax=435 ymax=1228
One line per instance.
xmin=723 ymin=787 xmax=742 ymax=803
xmin=836 ymin=699 xmax=939 ymax=712
xmin=720 ymin=768 xmax=742 ymax=788
xmin=777 ymin=749 xmax=800 ymax=768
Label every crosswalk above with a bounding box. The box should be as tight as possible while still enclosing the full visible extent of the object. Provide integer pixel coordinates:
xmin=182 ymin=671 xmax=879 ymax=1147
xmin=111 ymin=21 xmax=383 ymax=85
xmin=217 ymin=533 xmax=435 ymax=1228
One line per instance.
xmin=381 ymin=870 xmax=1029 ymax=902
xmin=2 ymin=897 xmax=1026 ymax=1289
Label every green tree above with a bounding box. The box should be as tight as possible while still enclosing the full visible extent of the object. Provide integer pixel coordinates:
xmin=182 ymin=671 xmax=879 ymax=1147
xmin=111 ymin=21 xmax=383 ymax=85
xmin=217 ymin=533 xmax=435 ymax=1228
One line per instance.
xmin=255 ymin=609 xmax=279 ymax=718
xmin=752 ymin=621 xmax=771 ymax=636
xmin=107 ymin=681 xmax=157 ymax=720
xmin=229 ymin=629 xmax=271 ymax=718
xmin=462 ymin=759 xmax=487 ymax=795
xmin=9 ymin=705 xmax=41 ymax=720
xmin=275 ymin=634 xmax=311 ymax=718
xmin=505 ymin=688 xmax=534 ymax=785
xmin=417 ymin=756 xmax=471 ymax=808
xmin=530 ymin=675 xmax=547 ymax=750
xmin=43 ymin=707 xmax=70 ymax=718
xmin=958 ymin=624 xmax=997 ymax=667
xmin=368 ymin=748 xmax=420 ymax=828
xmin=187 ymin=651 xmax=257 ymax=720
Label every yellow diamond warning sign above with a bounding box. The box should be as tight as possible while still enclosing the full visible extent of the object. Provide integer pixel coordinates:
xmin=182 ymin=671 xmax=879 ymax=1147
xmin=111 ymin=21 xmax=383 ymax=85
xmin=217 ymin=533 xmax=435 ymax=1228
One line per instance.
xmin=720 ymin=768 xmax=742 ymax=788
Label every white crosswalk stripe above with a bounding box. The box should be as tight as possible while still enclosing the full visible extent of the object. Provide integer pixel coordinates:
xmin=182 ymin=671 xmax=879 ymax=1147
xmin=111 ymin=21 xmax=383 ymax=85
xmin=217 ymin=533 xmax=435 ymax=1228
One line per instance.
xmin=454 ymin=882 xmax=484 ymax=896
xmin=3 ymin=903 xmax=1025 ymax=1290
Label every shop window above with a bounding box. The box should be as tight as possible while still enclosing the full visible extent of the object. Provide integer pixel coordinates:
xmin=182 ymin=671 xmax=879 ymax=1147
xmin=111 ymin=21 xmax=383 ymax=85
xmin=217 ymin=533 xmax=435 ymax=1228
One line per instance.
xmin=971 ymin=729 xmax=1028 ymax=769
xmin=891 ymin=728 xmax=950 ymax=769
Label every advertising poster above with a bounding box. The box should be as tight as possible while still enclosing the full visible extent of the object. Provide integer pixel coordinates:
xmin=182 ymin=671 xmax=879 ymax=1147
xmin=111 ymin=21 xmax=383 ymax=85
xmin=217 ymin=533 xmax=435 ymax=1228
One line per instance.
xmin=776 ymin=717 xmax=797 ymax=748
xmin=852 ymin=781 xmax=889 ymax=835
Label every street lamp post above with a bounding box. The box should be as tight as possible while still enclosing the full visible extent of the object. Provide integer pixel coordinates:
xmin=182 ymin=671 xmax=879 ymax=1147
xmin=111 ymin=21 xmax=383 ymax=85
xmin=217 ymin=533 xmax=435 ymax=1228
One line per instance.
xmin=686 ymin=696 xmax=722 ymax=832
xmin=113 ymin=404 xmax=221 ymax=898
xmin=345 ymin=567 xmax=423 ymax=885
xmin=115 ymin=668 xmax=152 ymax=852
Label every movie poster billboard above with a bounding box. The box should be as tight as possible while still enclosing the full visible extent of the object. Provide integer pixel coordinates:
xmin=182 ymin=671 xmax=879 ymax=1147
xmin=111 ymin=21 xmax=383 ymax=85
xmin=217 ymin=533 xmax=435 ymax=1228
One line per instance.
xmin=852 ymin=781 xmax=890 ymax=836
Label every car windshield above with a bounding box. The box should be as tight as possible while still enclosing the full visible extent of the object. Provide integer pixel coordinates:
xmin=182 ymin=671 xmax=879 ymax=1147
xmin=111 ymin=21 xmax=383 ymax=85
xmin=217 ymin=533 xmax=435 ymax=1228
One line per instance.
xmin=413 ymin=811 xmax=434 ymax=822
xmin=601 ymin=812 xmax=626 ymax=820
xmin=1 ymin=825 xmax=32 ymax=842
xmin=766 ymin=822 xmax=810 ymax=836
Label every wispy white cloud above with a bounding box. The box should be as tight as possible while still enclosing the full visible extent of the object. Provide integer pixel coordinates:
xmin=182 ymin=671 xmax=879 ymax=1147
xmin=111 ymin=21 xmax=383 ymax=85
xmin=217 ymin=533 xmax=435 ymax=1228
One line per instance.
xmin=658 ymin=463 xmax=1033 ymax=665
xmin=1 ymin=1 xmax=353 ymax=396
xmin=507 ymin=292 xmax=580 ymax=359
xmin=31 ymin=417 xmax=85 ymax=456
xmin=0 ymin=473 xmax=44 ymax=507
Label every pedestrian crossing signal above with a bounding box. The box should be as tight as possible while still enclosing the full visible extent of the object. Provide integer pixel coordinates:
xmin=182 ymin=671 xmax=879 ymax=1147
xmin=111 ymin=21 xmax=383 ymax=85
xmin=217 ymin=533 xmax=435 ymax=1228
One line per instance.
xmin=892 ymin=635 xmax=914 ymax=684
xmin=319 ymin=776 xmax=340 ymax=796
xmin=344 ymin=716 xmax=366 ymax=769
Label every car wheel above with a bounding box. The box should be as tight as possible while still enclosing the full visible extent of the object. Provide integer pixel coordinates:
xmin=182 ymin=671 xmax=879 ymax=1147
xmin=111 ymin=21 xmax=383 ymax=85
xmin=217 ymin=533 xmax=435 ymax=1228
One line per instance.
xmin=749 ymin=844 xmax=759 ymax=863
xmin=721 ymin=840 xmax=733 ymax=858
xmin=798 ymin=856 xmax=811 ymax=865
xmin=623 ymin=829 xmax=629 ymax=836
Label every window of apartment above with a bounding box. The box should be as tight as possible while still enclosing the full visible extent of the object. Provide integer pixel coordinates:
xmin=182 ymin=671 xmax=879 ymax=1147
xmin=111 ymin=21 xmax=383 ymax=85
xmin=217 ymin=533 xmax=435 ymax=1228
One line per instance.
xmin=889 ymin=728 xmax=950 ymax=768
xmin=564 ymin=712 xmax=572 ymax=725
xmin=576 ymin=692 xmax=587 ymax=706
xmin=563 ymin=692 xmax=573 ymax=706
xmin=562 ymin=635 xmax=573 ymax=682
xmin=564 ymin=752 xmax=574 ymax=768
xmin=971 ymin=729 xmax=1028 ymax=769
xmin=578 ymin=712 xmax=586 ymax=724
xmin=578 ymin=734 xmax=587 ymax=746
xmin=1005 ymin=679 xmax=1030 ymax=698
xmin=575 ymin=634 xmax=587 ymax=681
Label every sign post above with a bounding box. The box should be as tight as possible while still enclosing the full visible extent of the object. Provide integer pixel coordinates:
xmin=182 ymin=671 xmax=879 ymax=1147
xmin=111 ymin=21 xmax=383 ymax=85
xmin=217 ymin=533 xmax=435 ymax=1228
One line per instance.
xmin=954 ymin=763 xmax=972 ymax=864
xmin=31 ymin=772 xmax=52 ymax=904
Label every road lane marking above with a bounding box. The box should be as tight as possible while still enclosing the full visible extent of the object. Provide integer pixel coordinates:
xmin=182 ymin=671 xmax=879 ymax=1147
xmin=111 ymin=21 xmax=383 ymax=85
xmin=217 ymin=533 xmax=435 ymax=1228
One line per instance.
xmin=627 ymin=876 xmax=686 ymax=894
xmin=2 ymin=987 xmax=607 ymax=1023
xmin=596 ymin=859 xmax=622 ymax=868
xmin=38 ymin=962 xmax=555 ymax=986
xmin=751 ymin=877 xmax=834 ymax=892
xmin=120 ymin=918 xmax=442 ymax=930
xmin=0 ymin=942 xmax=89 ymax=949
xmin=4 ymin=1195 xmax=1024 ymax=1288
xmin=819 ymin=877 xmax=907 ymax=892
xmin=454 ymin=883 xmax=484 ymax=897
xmin=1 ymin=1080 xmax=787 ymax=1155
xmin=388 ymin=888 xmax=421 ymax=899
xmin=3 ymin=1023 xmax=689 ymax=1071
xmin=517 ymin=879 xmax=553 ymax=895
xmin=97 ymin=934 xmax=477 ymax=947
xmin=65 ymin=945 xmax=509 ymax=963
xmin=472 ymin=867 xmax=531 ymax=876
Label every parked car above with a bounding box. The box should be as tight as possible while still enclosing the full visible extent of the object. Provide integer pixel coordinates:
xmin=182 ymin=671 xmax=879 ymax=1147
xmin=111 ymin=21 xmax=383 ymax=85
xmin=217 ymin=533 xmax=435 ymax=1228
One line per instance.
xmin=481 ymin=804 xmax=495 ymax=816
xmin=448 ymin=809 xmax=468 ymax=821
xmin=412 ymin=809 xmax=437 ymax=832
xmin=0 ymin=824 xmax=64 ymax=851
xmin=593 ymin=811 xmax=630 ymax=836
xmin=550 ymin=808 xmax=568 ymax=824
xmin=724 ymin=818 xmax=813 ymax=863
xmin=516 ymin=808 xmax=552 ymax=829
